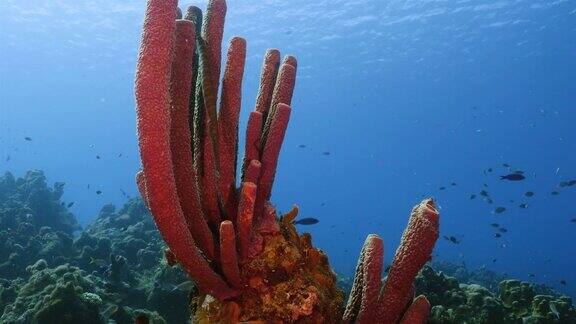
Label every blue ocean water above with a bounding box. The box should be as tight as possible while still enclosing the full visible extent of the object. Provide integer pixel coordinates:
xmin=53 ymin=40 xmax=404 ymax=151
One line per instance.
xmin=1 ymin=0 xmax=575 ymax=300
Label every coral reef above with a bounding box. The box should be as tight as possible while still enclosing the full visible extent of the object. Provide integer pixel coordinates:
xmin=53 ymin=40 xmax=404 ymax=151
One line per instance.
xmin=0 ymin=171 xmax=191 ymax=323
xmin=1 ymin=169 xmax=575 ymax=323
xmin=414 ymin=265 xmax=576 ymax=324
xmin=0 ymin=171 xmax=78 ymax=279
xmin=134 ymin=0 xmax=439 ymax=322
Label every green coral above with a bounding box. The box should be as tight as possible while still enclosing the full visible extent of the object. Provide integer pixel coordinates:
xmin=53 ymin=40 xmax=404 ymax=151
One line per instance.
xmin=413 ymin=266 xmax=576 ymax=324
xmin=500 ymin=279 xmax=536 ymax=316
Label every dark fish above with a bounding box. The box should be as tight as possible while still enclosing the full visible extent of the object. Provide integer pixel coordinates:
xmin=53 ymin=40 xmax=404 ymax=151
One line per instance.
xmin=494 ymin=207 xmax=506 ymax=214
xmin=571 ymin=218 xmax=576 ymax=223
xmin=451 ymin=182 xmax=457 ymax=186
xmin=502 ymin=163 xmax=510 ymax=167
xmin=500 ymin=173 xmax=525 ymax=181
xmin=494 ymin=233 xmax=502 ymax=238
xmin=96 ymin=190 xmax=102 ymax=195
xmin=439 ymin=186 xmax=446 ymax=190
xmin=120 ymin=189 xmax=127 ymax=197
xmin=490 ymin=223 xmax=500 ymax=227
xmin=550 ymin=191 xmax=559 ymax=196
xmin=24 ymin=137 xmax=32 ymax=141
xmin=560 ymin=280 xmax=567 ymax=286
xmin=486 ymin=198 xmax=493 ymax=204
xmin=518 ymin=203 xmax=528 ymax=209
xmin=5 ymin=155 xmax=10 ymax=162
xmin=529 ymin=274 xmax=535 ymax=278
xmin=525 ymin=191 xmax=534 ymax=197
xmin=298 ymin=144 xmax=306 ymax=148
xmin=480 ymin=190 xmax=489 ymax=197
xmin=322 ymin=151 xmax=331 ymax=156
xmin=117 ymin=153 xmax=122 ymax=157
xmin=509 ymin=200 xmax=515 ymax=203
xmin=487 ymin=168 xmax=493 ymax=173
xmin=96 ymin=155 xmax=100 ymax=159
xmin=470 ymin=194 xmax=476 ymax=200
xmin=293 ymin=217 xmax=319 ymax=225
xmin=492 ymin=258 xmax=497 ymax=263
xmin=87 ymin=184 xmax=91 ymax=189
xmin=499 ymin=228 xmax=508 ymax=233
xmin=443 ymin=236 xmax=460 ymax=244
xmin=558 ymin=180 xmax=576 ymax=187
xmin=67 ymin=202 xmax=74 ymax=208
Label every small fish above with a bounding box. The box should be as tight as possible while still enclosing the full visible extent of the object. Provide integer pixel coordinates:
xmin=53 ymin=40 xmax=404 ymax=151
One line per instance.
xmin=470 ymin=194 xmax=476 ymax=200
xmin=528 ymin=274 xmax=535 ymax=278
xmin=499 ymin=228 xmax=508 ymax=233
xmin=96 ymin=190 xmax=102 ymax=195
xmin=518 ymin=203 xmax=528 ymax=209
xmin=67 ymin=202 xmax=74 ymax=208
xmin=524 ymin=191 xmax=534 ymax=197
xmin=89 ymin=257 xmax=107 ymax=267
xmin=298 ymin=144 xmax=306 ymax=148
xmin=101 ymin=305 xmax=119 ymax=318
xmin=550 ymin=302 xmax=560 ymax=319
xmin=483 ymin=183 xmax=489 ymax=187
xmin=439 ymin=186 xmax=446 ymax=190
xmin=5 ymin=155 xmax=10 ymax=162
xmin=494 ymin=207 xmax=506 ymax=214
xmin=502 ymin=163 xmax=510 ymax=167
xmin=322 ymin=151 xmax=331 ymax=156
xmin=443 ymin=236 xmax=460 ymax=244
xmin=480 ymin=190 xmax=489 ymax=197
xmin=486 ymin=198 xmax=494 ymax=204
xmin=451 ymin=182 xmax=457 ymax=186
xmin=492 ymin=258 xmax=497 ymax=263
xmin=494 ymin=233 xmax=502 ymax=238
xmin=117 ymin=153 xmax=122 ymax=157
xmin=120 ymin=189 xmax=127 ymax=197
xmin=550 ymin=191 xmax=559 ymax=196
xmin=490 ymin=223 xmax=500 ymax=227
xmin=24 ymin=137 xmax=32 ymax=141
xmin=500 ymin=173 xmax=525 ymax=181
xmin=571 ymin=218 xmax=576 ymax=223
xmin=487 ymin=168 xmax=493 ymax=173
xmin=96 ymin=155 xmax=100 ymax=159
xmin=293 ymin=217 xmax=319 ymax=225
xmin=560 ymin=280 xmax=567 ymax=286
xmin=172 ymin=281 xmax=195 ymax=292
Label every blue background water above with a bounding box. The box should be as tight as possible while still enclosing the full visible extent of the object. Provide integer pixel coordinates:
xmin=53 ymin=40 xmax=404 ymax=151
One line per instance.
xmin=1 ymin=0 xmax=575 ymax=298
